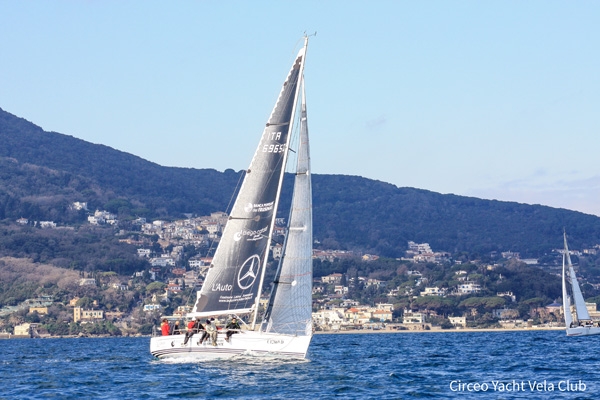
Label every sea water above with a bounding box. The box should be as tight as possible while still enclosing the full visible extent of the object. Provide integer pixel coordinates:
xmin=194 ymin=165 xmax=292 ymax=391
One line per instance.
xmin=0 ymin=330 xmax=598 ymax=399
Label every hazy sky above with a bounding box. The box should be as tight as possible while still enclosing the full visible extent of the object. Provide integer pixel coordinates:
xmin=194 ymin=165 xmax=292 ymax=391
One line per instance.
xmin=2 ymin=1 xmax=599 ymax=216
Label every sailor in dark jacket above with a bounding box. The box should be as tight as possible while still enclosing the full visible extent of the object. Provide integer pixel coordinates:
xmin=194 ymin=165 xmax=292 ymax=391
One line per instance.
xmin=225 ymin=318 xmax=241 ymax=342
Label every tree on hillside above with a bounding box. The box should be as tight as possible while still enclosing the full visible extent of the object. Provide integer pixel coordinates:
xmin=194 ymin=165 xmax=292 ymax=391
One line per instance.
xmin=146 ymin=282 xmax=166 ymax=295
xmin=459 ymin=296 xmax=506 ymax=314
xmin=412 ymin=296 xmax=458 ymax=315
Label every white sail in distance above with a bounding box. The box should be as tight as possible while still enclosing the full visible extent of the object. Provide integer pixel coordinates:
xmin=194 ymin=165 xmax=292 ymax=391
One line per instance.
xmin=562 ymin=252 xmax=573 ymax=327
xmin=564 ymin=232 xmax=590 ymax=321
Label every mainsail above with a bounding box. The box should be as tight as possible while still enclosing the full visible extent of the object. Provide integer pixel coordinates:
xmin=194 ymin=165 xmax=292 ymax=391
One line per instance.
xmin=262 ymin=82 xmax=313 ymax=336
xmin=191 ymin=45 xmax=307 ymax=318
xmin=564 ymin=232 xmax=590 ymax=321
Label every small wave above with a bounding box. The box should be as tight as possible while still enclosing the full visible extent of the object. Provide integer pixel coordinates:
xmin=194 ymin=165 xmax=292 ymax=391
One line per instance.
xmin=230 ymin=353 xmax=310 ymax=364
xmin=154 ymin=356 xmax=207 ymax=364
xmin=332 ymin=385 xmax=354 ymax=394
xmin=531 ymin=336 xmax=550 ymax=342
xmin=427 ymin=353 xmax=449 ymax=358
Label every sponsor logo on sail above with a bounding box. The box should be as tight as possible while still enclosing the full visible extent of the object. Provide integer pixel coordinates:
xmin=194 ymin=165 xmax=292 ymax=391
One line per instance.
xmin=237 ymin=255 xmax=260 ymax=290
xmin=211 ymin=283 xmax=233 ymax=292
xmin=244 ymin=201 xmax=274 ymax=213
xmin=233 ymin=225 xmax=269 ymax=242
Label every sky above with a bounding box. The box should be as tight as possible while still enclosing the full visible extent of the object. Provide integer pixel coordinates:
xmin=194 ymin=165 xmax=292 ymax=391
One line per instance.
xmin=1 ymin=1 xmax=600 ymax=216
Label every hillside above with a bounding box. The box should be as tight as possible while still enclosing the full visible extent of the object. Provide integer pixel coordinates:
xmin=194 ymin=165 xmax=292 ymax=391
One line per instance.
xmin=0 ymin=107 xmax=241 ymax=218
xmin=2 ymin=106 xmax=600 ymax=258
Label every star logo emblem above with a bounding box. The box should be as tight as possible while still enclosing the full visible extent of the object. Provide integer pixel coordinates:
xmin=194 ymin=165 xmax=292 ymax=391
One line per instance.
xmin=237 ymin=255 xmax=261 ymax=290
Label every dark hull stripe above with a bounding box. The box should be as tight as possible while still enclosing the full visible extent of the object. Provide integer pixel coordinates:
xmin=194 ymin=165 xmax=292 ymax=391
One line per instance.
xmin=567 ymin=329 xmax=600 ymax=336
xmin=151 ymin=347 xmax=304 ymax=359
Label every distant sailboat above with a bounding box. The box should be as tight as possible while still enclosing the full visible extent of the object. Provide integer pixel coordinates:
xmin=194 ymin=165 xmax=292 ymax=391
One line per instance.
xmin=150 ymin=37 xmax=314 ymax=359
xmin=562 ymin=231 xmax=600 ymax=336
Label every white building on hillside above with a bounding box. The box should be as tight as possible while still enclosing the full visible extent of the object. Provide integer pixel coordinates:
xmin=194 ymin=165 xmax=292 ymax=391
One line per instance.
xmin=403 ymin=310 xmax=425 ymax=324
xmin=456 ymin=282 xmax=481 ymax=295
xmin=420 ymin=287 xmax=446 ymax=297
xmin=448 ymin=316 xmax=466 ymax=327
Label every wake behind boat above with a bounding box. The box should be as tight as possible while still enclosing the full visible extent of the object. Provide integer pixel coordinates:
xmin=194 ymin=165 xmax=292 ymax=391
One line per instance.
xmin=150 ymin=37 xmax=314 ymax=360
xmin=562 ymin=231 xmax=600 ymax=337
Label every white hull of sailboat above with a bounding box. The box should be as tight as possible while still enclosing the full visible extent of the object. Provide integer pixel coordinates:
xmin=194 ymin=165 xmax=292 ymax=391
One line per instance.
xmin=150 ymin=331 xmax=312 ymax=360
xmin=566 ymin=326 xmax=600 ymax=337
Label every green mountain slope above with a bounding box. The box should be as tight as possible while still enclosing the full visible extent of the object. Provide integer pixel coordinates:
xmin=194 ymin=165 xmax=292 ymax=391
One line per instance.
xmin=312 ymin=175 xmax=600 ymax=257
xmin=2 ymin=106 xmax=600 ymax=258
xmin=0 ymin=107 xmax=242 ymax=218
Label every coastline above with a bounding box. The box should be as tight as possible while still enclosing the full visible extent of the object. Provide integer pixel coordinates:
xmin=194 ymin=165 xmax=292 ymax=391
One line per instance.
xmin=3 ymin=327 xmax=566 ymax=339
xmin=314 ymin=326 xmax=565 ymax=334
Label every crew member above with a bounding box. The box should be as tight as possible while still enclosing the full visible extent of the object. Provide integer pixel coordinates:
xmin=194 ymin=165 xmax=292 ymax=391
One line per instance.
xmin=171 ymin=320 xmax=183 ymax=335
xmin=183 ymin=317 xmax=204 ymax=345
xmin=225 ymin=318 xmax=241 ymax=342
xmin=161 ymin=319 xmax=170 ymax=336
xmin=200 ymin=318 xmax=218 ymax=346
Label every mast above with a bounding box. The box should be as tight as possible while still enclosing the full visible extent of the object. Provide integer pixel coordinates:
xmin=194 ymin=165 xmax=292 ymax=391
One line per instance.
xmin=562 ymin=252 xmax=573 ymax=328
xmin=250 ymin=38 xmax=309 ymax=329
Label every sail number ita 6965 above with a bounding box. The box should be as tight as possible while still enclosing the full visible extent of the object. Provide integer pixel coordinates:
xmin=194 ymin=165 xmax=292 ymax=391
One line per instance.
xmin=262 ymin=143 xmax=285 ymax=153
xmin=262 ymin=132 xmax=285 ymax=153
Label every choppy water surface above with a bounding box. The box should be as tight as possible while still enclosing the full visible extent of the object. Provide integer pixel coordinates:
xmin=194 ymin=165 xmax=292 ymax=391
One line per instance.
xmin=1 ymin=331 xmax=598 ymax=399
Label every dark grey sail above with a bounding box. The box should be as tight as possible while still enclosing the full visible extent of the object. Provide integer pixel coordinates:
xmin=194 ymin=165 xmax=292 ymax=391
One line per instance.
xmin=262 ymin=83 xmax=313 ymax=336
xmin=191 ymin=47 xmax=307 ymax=317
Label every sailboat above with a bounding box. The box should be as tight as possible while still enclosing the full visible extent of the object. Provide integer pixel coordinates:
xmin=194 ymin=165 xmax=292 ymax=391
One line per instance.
xmin=562 ymin=231 xmax=600 ymax=336
xmin=150 ymin=37 xmax=314 ymax=360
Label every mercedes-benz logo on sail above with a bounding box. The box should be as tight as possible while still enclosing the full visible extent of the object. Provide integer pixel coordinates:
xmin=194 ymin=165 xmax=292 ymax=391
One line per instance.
xmin=237 ymin=254 xmax=261 ymax=290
